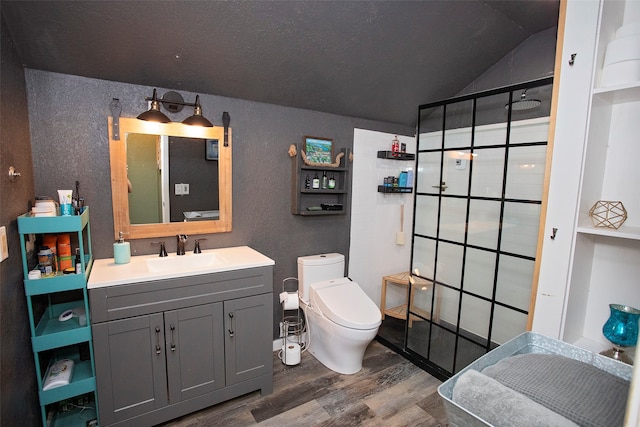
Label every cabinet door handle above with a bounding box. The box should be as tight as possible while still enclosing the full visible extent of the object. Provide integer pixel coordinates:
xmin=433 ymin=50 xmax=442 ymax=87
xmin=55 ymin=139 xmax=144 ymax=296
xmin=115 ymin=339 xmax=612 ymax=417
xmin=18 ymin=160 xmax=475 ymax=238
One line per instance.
xmin=228 ymin=311 xmax=234 ymax=337
xmin=170 ymin=324 xmax=176 ymax=351
xmin=155 ymin=326 xmax=162 ymax=354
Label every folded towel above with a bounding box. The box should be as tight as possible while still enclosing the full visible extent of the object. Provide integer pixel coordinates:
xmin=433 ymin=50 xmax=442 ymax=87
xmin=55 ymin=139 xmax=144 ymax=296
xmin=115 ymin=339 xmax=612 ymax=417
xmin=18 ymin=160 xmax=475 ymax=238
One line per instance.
xmin=453 ymin=369 xmax=578 ymax=427
xmin=482 ymin=354 xmax=629 ymax=427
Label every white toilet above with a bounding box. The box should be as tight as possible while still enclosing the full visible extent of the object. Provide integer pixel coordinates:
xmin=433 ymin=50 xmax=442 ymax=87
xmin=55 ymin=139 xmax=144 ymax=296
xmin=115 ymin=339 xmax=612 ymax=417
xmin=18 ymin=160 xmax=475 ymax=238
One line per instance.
xmin=297 ymin=253 xmax=381 ymax=374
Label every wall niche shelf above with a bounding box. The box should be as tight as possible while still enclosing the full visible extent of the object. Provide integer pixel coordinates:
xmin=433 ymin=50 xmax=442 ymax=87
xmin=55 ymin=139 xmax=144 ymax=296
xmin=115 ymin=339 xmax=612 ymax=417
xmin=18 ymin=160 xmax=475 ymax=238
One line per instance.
xmin=377 ymin=150 xmax=415 ymax=161
xmin=291 ymin=143 xmax=350 ymax=216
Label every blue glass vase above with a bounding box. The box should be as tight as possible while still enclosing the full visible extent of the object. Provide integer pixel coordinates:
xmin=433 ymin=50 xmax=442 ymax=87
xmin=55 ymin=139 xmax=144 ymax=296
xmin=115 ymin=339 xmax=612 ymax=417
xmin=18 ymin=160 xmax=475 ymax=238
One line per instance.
xmin=601 ymin=304 xmax=640 ymax=365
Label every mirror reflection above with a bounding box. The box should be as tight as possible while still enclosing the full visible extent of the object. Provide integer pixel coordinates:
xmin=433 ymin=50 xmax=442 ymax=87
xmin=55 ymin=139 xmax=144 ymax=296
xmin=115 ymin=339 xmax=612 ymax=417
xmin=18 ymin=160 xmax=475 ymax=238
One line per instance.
xmin=109 ymin=117 xmax=232 ymax=239
xmin=127 ymin=134 xmax=220 ymax=224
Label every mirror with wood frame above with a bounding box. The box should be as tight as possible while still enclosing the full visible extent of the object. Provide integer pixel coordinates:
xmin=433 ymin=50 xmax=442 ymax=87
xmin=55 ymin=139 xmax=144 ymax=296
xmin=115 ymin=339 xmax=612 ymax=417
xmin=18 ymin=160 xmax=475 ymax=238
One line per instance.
xmin=109 ymin=117 xmax=232 ymax=239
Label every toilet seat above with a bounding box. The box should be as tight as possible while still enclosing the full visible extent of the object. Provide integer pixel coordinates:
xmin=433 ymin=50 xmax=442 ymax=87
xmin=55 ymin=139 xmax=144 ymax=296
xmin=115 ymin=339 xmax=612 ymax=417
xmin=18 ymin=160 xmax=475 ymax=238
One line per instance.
xmin=310 ymin=278 xmax=381 ymax=330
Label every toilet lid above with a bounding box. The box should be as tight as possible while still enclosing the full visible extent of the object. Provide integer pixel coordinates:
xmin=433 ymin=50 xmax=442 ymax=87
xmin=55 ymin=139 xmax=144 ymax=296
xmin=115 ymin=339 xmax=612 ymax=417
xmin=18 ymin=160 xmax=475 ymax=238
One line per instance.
xmin=312 ymin=280 xmax=382 ymax=330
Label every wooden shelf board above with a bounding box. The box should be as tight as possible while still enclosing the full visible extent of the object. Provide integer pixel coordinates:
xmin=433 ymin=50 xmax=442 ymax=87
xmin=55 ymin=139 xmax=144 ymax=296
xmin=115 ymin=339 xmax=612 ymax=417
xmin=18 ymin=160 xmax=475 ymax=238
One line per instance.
xmin=384 ymin=304 xmax=431 ymax=321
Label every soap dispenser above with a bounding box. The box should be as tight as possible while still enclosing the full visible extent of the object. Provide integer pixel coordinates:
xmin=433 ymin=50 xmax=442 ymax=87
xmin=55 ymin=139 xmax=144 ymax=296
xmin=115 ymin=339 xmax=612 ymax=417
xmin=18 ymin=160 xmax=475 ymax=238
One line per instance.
xmin=113 ymin=231 xmax=131 ymax=264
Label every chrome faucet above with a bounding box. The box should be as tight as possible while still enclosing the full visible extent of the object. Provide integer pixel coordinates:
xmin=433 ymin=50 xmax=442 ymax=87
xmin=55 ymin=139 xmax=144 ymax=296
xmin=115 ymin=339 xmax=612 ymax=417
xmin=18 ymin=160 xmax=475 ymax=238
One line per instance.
xmin=176 ymin=234 xmax=188 ymax=255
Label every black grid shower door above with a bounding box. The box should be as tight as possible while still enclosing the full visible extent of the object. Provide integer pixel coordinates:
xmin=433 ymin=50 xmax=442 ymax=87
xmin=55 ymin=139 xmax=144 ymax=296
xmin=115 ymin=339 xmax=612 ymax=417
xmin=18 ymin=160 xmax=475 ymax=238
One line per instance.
xmin=407 ymin=79 xmax=553 ymax=378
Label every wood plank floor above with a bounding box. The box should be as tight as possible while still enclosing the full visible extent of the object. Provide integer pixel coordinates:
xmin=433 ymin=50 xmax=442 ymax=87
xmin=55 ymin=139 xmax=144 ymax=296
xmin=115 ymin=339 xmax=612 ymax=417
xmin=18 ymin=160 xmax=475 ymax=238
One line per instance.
xmin=162 ymin=341 xmax=449 ymax=427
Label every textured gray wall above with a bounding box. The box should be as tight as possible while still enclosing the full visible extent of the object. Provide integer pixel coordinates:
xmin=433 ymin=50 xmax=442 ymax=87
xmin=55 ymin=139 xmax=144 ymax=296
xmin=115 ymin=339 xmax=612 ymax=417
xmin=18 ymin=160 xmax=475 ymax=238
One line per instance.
xmin=0 ymin=17 xmax=40 ymax=427
xmin=24 ymin=70 xmax=412 ymax=342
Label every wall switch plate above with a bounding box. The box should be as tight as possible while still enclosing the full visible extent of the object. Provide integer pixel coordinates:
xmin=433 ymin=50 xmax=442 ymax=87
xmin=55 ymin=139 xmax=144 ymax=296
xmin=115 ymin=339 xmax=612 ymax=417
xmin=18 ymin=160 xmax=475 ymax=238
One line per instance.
xmin=174 ymin=183 xmax=189 ymax=195
xmin=0 ymin=226 xmax=8 ymax=262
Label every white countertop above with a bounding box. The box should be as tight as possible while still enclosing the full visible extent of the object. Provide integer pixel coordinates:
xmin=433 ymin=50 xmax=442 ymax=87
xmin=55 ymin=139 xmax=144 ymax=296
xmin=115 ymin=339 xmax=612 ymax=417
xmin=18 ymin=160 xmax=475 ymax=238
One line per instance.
xmin=88 ymin=245 xmax=274 ymax=289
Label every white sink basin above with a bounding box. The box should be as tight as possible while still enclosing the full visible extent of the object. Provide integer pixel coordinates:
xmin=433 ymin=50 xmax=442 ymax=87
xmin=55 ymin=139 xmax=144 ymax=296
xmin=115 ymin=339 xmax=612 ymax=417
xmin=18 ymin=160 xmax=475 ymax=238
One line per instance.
xmin=145 ymin=252 xmax=227 ymax=273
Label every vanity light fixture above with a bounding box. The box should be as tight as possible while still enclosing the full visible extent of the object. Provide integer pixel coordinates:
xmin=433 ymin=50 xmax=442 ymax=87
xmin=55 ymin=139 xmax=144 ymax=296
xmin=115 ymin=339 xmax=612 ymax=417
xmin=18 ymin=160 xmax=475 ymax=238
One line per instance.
xmin=137 ymin=89 xmax=171 ymax=123
xmin=182 ymin=95 xmax=213 ymax=127
xmin=137 ymin=89 xmax=213 ymax=127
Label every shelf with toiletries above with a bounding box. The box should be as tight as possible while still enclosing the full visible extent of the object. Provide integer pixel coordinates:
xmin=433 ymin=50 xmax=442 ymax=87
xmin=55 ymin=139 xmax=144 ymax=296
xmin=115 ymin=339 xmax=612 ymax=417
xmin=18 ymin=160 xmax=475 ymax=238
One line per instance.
xmin=17 ymin=206 xmax=98 ymax=426
xmin=376 ymin=150 xmax=415 ymax=161
xmin=291 ymin=143 xmax=350 ymax=215
xmin=377 ymin=169 xmax=414 ymax=194
xmin=376 ymin=148 xmax=415 ymax=195
xmin=377 ymin=185 xmax=413 ymax=194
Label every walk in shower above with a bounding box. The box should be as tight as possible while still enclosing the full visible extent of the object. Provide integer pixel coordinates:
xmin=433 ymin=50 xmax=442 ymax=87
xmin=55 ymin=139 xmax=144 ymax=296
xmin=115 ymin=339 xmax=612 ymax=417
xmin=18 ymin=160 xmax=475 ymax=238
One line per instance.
xmin=377 ymin=78 xmax=554 ymax=380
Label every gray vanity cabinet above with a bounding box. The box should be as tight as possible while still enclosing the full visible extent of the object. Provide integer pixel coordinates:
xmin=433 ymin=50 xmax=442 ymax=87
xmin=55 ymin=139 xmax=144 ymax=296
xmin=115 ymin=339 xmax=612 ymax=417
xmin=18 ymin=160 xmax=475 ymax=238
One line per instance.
xmin=224 ymin=294 xmax=273 ymax=385
xmin=166 ymin=303 xmax=225 ymax=401
xmin=89 ymin=266 xmax=273 ymax=427
xmin=92 ymin=313 xmax=170 ymax=423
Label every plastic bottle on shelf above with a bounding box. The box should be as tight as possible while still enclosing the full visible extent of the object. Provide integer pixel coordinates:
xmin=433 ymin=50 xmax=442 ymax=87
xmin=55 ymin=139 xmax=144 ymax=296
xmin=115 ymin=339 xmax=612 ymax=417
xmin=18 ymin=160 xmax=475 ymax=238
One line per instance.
xmin=75 ymin=248 xmax=82 ymax=274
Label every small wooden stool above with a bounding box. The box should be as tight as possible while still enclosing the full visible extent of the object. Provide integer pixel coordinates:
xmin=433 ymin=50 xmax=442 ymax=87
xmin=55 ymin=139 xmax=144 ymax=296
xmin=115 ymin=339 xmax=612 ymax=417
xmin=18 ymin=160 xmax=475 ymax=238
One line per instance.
xmin=380 ymin=272 xmax=434 ymax=327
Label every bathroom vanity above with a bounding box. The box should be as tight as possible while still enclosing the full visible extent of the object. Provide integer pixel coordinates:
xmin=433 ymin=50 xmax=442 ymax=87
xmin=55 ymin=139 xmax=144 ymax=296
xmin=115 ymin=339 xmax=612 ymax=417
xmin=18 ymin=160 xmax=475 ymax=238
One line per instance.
xmin=88 ymin=246 xmax=274 ymax=427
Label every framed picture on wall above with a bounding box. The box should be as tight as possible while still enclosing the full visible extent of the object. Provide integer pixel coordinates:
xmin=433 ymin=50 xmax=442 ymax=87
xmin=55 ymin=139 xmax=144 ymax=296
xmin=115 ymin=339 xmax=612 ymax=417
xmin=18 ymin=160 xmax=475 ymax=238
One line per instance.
xmin=304 ymin=136 xmax=333 ymax=164
xmin=205 ymin=139 xmax=219 ymax=160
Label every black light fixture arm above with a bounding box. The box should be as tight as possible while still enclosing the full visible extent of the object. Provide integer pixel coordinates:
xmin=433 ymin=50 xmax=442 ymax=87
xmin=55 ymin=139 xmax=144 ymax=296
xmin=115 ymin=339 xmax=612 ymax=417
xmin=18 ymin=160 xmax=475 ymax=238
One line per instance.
xmin=143 ymin=96 xmax=198 ymax=108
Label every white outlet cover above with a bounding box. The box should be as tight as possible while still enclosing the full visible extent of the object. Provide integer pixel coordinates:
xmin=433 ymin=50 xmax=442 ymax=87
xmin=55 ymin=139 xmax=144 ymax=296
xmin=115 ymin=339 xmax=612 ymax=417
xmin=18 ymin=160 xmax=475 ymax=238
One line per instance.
xmin=455 ymin=159 xmax=467 ymax=170
xmin=174 ymin=183 xmax=182 ymax=195
xmin=0 ymin=226 xmax=8 ymax=262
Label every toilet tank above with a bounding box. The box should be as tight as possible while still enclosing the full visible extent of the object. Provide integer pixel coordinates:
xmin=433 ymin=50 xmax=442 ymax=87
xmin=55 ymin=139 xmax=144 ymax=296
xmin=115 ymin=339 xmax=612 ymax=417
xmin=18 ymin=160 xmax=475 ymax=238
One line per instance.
xmin=297 ymin=253 xmax=345 ymax=302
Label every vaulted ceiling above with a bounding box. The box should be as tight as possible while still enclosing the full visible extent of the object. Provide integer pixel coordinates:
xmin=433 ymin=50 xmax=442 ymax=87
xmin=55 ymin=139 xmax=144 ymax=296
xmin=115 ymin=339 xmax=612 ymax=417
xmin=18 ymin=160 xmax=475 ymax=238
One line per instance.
xmin=1 ymin=1 xmax=559 ymax=126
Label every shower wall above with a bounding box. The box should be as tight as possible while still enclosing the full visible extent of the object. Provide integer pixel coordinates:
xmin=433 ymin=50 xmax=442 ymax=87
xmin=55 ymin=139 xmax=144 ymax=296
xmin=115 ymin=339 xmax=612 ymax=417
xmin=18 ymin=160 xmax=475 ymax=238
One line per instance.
xmin=406 ymin=79 xmax=553 ymax=377
xmin=413 ymin=118 xmax=549 ymax=343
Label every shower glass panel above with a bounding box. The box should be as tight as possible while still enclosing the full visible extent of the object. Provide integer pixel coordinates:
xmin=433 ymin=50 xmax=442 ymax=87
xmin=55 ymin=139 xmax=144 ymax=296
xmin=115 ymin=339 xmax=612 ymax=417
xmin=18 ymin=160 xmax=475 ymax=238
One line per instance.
xmin=470 ymin=148 xmax=505 ymax=198
xmin=378 ymin=78 xmax=554 ymax=380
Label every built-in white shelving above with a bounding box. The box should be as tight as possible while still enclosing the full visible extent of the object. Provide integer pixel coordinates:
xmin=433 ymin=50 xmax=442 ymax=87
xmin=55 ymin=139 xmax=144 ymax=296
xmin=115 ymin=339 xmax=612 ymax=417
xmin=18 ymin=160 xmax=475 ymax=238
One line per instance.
xmin=533 ymin=0 xmax=640 ymax=352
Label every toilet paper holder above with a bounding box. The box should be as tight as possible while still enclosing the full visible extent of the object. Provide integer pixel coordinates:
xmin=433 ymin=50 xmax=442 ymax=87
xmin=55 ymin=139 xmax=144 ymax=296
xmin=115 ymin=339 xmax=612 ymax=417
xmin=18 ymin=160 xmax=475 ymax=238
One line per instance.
xmin=281 ymin=277 xmax=304 ymax=366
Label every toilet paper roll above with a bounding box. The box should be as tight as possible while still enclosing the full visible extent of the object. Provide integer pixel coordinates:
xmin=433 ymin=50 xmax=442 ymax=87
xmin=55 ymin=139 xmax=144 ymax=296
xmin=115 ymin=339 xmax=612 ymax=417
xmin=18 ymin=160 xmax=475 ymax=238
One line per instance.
xmin=282 ymin=343 xmax=301 ymax=365
xmin=279 ymin=291 xmax=299 ymax=310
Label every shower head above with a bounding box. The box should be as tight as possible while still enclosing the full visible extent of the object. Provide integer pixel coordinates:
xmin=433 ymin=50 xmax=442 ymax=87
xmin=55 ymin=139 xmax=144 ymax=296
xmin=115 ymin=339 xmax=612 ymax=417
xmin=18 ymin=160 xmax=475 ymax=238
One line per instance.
xmin=505 ymin=89 xmax=541 ymax=111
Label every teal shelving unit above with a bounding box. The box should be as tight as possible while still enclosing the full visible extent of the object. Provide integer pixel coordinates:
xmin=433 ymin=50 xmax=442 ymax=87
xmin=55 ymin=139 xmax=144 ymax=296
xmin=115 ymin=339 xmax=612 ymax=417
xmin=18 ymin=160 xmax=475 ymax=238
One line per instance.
xmin=17 ymin=208 xmax=98 ymax=426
